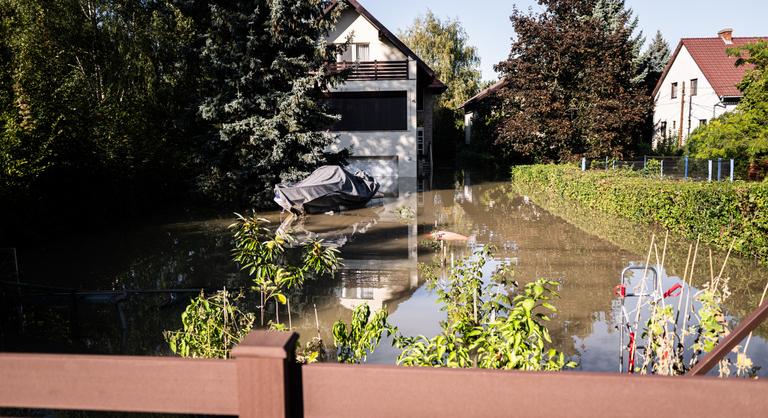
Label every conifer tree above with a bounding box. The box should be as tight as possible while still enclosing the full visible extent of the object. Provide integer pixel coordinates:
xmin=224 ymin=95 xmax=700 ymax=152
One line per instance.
xmin=637 ymin=31 xmax=671 ymax=94
xmin=197 ymin=0 xmax=346 ymax=206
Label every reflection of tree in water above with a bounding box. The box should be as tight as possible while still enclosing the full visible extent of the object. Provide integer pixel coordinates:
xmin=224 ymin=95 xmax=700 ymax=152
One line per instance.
xmin=2 ymin=219 xmax=255 ymax=355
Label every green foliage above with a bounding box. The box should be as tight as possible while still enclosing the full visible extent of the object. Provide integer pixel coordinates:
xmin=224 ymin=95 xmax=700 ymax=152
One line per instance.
xmin=332 ymin=304 xmax=396 ymax=364
xmin=398 ymin=11 xmax=481 ymax=110
xmin=196 ymin=0 xmax=347 ymax=206
xmin=686 ymin=41 xmax=768 ymax=166
xmin=230 ymin=212 xmax=341 ymax=325
xmin=511 ymin=165 xmax=768 ymax=263
xmin=0 ymin=0 xmax=202 ymax=199
xmin=395 ymin=248 xmax=575 ymax=370
xmin=494 ymin=0 xmax=652 ymax=162
xmin=164 ymin=289 xmax=254 ymax=359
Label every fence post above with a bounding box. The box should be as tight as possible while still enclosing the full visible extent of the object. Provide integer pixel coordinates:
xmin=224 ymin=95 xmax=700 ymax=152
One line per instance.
xmin=730 ymin=159 xmax=735 ymax=182
xmin=605 ymin=156 xmax=608 ymax=171
xmin=684 ymin=156 xmax=689 ymax=179
xmin=231 ymin=331 xmax=300 ymax=418
xmin=581 ymin=157 xmax=586 ymax=172
xmin=708 ymin=160 xmax=712 ymax=182
xmin=660 ymin=160 xmax=664 ymax=178
xmin=717 ymin=158 xmax=722 ymax=181
xmin=643 ymin=155 xmax=647 ymax=169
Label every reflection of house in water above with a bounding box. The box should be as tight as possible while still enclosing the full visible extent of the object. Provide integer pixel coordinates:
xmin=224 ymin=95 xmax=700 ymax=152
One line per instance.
xmin=284 ymin=186 xmax=421 ymax=315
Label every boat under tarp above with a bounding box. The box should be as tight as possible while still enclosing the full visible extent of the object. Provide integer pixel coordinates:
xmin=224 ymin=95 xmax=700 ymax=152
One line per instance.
xmin=273 ymin=165 xmax=380 ymax=214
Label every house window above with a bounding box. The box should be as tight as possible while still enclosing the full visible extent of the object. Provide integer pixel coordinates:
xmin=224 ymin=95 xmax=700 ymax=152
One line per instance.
xmin=659 ymin=121 xmax=667 ymax=139
xmin=338 ymin=45 xmax=353 ymax=62
xmin=326 ymin=91 xmax=407 ymax=131
xmin=356 ymin=44 xmax=369 ymax=61
xmin=672 ymin=120 xmax=676 ymax=132
xmin=699 ymin=119 xmax=707 ymax=126
xmin=671 ymin=82 xmax=678 ymax=99
xmin=690 ymin=79 xmax=698 ymax=96
xmin=337 ymin=43 xmax=370 ymax=62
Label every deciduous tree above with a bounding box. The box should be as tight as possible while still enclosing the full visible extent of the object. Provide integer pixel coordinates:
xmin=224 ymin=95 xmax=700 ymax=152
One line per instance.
xmin=493 ymin=0 xmax=652 ymax=162
xmin=399 ymin=11 xmax=481 ymax=110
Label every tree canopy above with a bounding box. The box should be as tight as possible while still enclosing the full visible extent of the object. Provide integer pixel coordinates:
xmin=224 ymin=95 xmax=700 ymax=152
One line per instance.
xmin=0 ymin=0 xmax=346 ymax=239
xmin=399 ymin=10 xmax=481 ymax=110
xmin=492 ymin=0 xmax=652 ymax=162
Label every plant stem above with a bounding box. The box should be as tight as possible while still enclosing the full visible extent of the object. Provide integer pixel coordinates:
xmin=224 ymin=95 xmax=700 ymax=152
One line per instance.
xmin=287 ymin=297 xmax=292 ymax=330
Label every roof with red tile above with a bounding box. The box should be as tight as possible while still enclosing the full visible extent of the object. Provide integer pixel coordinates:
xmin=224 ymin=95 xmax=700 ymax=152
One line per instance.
xmin=654 ymin=37 xmax=767 ymax=98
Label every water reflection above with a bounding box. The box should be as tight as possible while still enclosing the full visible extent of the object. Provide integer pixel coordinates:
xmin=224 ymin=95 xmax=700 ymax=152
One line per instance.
xmin=2 ymin=172 xmax=768 ymax=375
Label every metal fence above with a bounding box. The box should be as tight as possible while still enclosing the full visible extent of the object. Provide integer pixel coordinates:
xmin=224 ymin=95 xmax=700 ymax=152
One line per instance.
xmin=581 ymin=156 xmax=740 ymax=182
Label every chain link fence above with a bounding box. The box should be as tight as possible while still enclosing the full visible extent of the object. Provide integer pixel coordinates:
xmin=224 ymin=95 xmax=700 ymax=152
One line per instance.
xmin=580 ymin=156 xmax=740 ymax=181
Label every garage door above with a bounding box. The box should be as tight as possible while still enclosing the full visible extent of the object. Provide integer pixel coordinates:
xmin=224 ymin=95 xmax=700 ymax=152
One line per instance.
xmin=346 ymin=156 xmax=398 ymax=195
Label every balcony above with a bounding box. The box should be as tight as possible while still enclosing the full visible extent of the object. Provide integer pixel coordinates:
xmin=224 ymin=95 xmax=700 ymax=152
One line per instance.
xmin=328 ymin=60 xmax=409 ymax=81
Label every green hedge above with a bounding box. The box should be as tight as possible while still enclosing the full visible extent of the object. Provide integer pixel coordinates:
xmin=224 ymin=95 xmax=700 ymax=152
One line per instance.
xmin=511 ymin=165 xmax=768 ymax=264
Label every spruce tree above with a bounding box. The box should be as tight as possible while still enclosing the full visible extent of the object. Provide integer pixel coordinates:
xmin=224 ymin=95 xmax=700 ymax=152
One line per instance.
xmin=197 ymin=0 xmax=345 ymax=206
xmin=637 ymin=30 xmax=671 ymax=94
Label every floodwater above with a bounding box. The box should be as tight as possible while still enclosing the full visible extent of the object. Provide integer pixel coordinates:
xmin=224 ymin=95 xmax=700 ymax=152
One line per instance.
xmin=2 ymin=172 xmax=768 ymax=374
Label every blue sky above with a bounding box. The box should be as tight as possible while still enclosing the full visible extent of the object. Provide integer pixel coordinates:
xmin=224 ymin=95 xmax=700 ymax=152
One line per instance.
xmin=362 ymin=0 xmax=768 ymax=82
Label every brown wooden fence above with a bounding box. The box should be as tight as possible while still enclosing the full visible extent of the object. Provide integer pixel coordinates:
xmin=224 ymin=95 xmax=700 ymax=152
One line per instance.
xmin=2 ymin=330 xmax=768 ymax=418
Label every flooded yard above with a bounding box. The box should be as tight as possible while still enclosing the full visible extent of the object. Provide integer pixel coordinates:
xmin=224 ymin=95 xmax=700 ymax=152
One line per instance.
xmin=3 ymin=172 xmax=768 ymax=374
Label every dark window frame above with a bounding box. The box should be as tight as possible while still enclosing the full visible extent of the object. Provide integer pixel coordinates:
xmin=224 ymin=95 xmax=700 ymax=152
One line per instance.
xmin=690 ymin=78 xmax=698 ymax=96
xmin=326 ymin=91 xmax=408 ymax=132
xmin=671 ymin=82 xmax=678 ymax=99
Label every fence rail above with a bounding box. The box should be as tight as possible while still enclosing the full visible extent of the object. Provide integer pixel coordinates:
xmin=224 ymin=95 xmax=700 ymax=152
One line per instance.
xmin=2 ymin=323 xmax=768 ymax=417
xmin=581 ymin=156 xmax=743 ymax=182
xmin=326 ymin=60 xmax=409 ymax=80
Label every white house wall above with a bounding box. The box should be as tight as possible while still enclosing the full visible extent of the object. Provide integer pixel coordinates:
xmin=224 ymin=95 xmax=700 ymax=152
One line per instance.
xmin=326 ymin=8 xmax=407 ymax=61
xmin=325 ymin=7 xmax=419 ymax=181
xmin=653 ymin=45 xmax=735 ymax=147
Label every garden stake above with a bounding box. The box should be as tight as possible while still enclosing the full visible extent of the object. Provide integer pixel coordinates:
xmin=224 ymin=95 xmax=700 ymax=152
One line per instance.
xmin=629 ymin=234 xmax=656 ymax=371
xmin=314 ymin=304 xmax=321 ymax=339
xmin=680 ymin=237 xmax=701 ymax=351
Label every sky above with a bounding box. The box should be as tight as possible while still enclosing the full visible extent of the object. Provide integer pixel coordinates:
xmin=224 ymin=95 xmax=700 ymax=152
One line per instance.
xmin=362 ymin=0 xmax=768 ymax=82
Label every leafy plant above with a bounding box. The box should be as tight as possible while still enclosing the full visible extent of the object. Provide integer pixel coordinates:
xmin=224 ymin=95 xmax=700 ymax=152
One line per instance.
xmin=230 ymin=212 xmax=341 ymax=327
xmin=332 ymin=304 xmax=396 ymax=364
xmin=396 ymin=248 xmax=576 ymax=370
xmin=164 ymin=289 xmax=254 ymax=359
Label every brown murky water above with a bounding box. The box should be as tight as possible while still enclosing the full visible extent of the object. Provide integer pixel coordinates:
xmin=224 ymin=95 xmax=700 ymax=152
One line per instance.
xmin=3 ymin=174 xmax=768 ymax=374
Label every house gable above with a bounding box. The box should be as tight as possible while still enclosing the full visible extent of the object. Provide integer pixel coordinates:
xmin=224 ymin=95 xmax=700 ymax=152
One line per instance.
xmin=326 ymin=0 xmax=446 ymax=92
xmin=653 ymin=36 xmax=767 ymax=99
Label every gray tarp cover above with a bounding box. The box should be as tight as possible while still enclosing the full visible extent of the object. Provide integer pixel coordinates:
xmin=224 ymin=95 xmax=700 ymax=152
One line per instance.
xmin=273 ymin=165 xmax=380 ymax=214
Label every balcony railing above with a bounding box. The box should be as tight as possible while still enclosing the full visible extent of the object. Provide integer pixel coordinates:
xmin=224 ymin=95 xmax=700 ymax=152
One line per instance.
xmin=328 ymin=60 xmax=409 ymax=81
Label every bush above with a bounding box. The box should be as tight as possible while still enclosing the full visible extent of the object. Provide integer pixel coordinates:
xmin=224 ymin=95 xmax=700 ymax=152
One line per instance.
xmin=511 ymin=165 xmax=768 ymax=263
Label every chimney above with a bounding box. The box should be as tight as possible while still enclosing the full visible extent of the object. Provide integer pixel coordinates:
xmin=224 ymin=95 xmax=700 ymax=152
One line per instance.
xmin=718 ymin=28 xmax=734 ymax=45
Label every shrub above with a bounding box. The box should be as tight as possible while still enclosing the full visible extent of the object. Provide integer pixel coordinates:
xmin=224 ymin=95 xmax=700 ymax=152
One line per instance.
xmin=511 ymin=165 xmax=768 ymax=263
xmin=395 ymin=248 xmax=575 ymax=370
